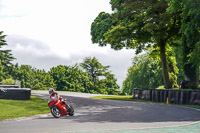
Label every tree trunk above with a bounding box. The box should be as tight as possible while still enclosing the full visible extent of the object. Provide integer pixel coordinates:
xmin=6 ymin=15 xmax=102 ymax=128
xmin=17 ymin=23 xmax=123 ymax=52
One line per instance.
xmin=159 ymin=40 xmax=172 ymax=89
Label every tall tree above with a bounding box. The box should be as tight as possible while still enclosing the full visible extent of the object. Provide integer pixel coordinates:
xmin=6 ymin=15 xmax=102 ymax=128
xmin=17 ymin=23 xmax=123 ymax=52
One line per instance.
xmin=91 ymin=0 xmax=180 ymax=89
xmin=80 ymin=57 xmax=119 ymax=94
xmin=80 ymin=57 xmax=110 ymax=85
xmin=0 ymin=31 xmax=15 ymax=66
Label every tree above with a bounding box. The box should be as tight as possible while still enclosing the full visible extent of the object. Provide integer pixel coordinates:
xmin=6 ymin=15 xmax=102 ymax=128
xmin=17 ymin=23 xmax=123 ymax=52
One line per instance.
xmin=122 ymin=51 xmax=163 ymax=94
xmin=168 ymin=0 xmax=200 ymax=88
xmin=0 ymin=31 xmax=15 ymax=81
xmin=49 ymin=64 xmax=89 ymax=92
xmin=80 ymin=57 xmax=110 ymax=85
xmin=0 ymin=31 xmax=15 ymax=66
xmin=103 ymin=72 xmax=120 ymax=94
xmin=80 ymin=57 xmax=119 ymax=94
xmin=9 ymin=64 xmax=55 ymax=90
xmin=91 ymin=0 xmax=180 ymax=89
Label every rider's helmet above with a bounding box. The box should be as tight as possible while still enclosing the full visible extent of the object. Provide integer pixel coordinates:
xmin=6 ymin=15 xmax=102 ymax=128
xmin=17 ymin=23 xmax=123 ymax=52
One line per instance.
xmin=49 ymin=88 xmax=54 ymax=95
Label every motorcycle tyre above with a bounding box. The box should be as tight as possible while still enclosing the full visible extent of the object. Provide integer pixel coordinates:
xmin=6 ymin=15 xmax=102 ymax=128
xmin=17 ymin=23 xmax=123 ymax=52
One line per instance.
xmin=68 ymin=105 xmax=74 ymax=116
xmin=51 ymin=106 xmax=61 ymax=118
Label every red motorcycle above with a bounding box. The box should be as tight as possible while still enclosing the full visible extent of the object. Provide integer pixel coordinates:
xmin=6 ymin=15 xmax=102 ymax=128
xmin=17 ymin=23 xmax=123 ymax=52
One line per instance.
xmin=48 ymin=97 xmax=74 ymax=118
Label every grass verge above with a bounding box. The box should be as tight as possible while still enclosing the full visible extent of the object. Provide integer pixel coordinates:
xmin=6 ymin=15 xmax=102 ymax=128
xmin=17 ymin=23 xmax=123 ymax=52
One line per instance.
xmin=0 ymin=96 xmax=49 ymax=120
xmin=91 ymin=95 xmax=200 ymax=110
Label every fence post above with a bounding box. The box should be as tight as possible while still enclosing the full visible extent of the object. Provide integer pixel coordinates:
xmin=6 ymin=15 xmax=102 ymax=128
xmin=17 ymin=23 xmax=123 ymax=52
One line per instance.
xmin=166 ymin=97 xmax=169 ymax=104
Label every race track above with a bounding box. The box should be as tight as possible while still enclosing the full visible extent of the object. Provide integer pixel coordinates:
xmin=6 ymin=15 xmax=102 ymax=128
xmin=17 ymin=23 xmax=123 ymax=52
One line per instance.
xmin=0 ymin=91 xmax=200 ymax=133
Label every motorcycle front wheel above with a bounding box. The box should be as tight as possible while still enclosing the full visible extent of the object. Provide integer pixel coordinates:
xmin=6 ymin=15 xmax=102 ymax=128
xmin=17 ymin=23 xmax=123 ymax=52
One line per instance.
xmin=50 ymin=106 xmax=61 ymax=118
xmin=68 ymin=105 xmax=74 ymax=116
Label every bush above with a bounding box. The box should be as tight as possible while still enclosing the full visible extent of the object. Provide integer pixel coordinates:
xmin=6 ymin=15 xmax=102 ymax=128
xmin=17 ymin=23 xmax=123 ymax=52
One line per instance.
xmin=2 ymin=78 xmax=15 ymax=85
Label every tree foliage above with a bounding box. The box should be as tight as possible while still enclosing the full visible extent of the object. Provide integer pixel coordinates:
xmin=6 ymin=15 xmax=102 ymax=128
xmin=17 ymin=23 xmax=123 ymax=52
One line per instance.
xmin=0 ymin=61 xmax=4 ymax=81
xmin=8 ymin=64 xmax=55 ymax=90
xmin=168 ymin=0 xmax=200 ymax=88
xmin=2 ymin=78 xmax=15 ymax=85
xmin=1 ymin=57 xmax=119 ymax=94
xmin=0 ymin=32 xmax=119 ymax=94
xmin=80 ymin=57 xmax=119 ymax=94
xmin=91 ymin=0 xmax=181 ymax=89
xmin=0 ymin=31 xmax=15 ymax=66
xmin=80 ymin=57 xmax=110 ymax=85
xmin=49 ymin=64 xmax=89 ymax=92
xmin=123 ymin=51 xmax=163 ymax=94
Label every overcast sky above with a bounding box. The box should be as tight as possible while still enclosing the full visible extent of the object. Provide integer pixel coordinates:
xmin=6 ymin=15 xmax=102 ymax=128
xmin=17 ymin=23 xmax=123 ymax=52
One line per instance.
xmin=0 ymin=0 xmax=135 ymax=87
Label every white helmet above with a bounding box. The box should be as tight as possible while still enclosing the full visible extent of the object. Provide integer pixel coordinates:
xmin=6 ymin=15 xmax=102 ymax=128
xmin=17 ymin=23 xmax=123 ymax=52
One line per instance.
xmin=49 ymin=88 xmax=54 ymax=95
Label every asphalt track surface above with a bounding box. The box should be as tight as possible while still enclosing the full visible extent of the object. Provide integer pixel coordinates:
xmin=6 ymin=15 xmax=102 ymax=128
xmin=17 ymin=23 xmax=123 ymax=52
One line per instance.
xmin=0 ymin=91 xmax=200 ymax=133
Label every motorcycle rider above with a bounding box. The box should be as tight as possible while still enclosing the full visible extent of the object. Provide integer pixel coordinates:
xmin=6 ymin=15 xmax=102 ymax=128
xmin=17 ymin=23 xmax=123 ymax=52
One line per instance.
xmin=49 ymin=88 xmax=60 ymax=101
xmin=49 ymin=88 xmax=70 ymax=111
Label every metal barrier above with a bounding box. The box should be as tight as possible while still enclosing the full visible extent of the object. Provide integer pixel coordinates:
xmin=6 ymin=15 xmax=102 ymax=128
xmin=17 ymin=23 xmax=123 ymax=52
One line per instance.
xmin=0 ymin=85 xmax=19 ymax=88
xmin=0 ymin=88 xmax=31 ymax=100
xmin=133 ymin=89 xmax=200 ymax=106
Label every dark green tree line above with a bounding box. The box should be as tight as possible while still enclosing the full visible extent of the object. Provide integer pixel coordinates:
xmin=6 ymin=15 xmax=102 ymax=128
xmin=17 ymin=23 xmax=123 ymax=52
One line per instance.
xmin=8 ymin=64 xmax=55 ymax=90
xmin=49 ymin=64 xmax=89 ymax=92
xmin=0 ymin=41 xmax=119 ymax=94
xmin=0 ymin=30 xmax=119 ymax=94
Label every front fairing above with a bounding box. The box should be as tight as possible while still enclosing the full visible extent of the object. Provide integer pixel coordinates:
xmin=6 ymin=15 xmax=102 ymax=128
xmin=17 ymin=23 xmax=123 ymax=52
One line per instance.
xmin=48 ymin=98 xmax=56 ymax=107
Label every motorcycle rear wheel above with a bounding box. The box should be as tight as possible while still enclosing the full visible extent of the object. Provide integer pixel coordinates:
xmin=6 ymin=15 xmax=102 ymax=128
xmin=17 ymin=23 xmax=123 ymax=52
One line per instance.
xmin=51 ymin=106 xmax=61 ymax=118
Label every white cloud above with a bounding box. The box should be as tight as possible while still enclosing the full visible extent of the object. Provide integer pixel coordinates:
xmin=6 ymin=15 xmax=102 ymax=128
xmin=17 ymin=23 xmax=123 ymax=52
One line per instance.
xmin=0 ymin=0 xmax=135 ymax=87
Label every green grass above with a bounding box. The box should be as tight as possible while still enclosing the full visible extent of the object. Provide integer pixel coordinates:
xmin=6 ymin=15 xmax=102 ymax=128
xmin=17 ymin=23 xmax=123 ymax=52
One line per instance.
xmin=156 ymin=85 xmax=165 ymax=89
xmin=92 ymin=95 xmax=135 ymax=101
xmin=155 ymin=85 xmax=180 ymax=90
xmin=0 ymin=96 xmax=49 ymax=120
xmin=91 ymin=95 xmax=156 ymax=103
xmin=91 ymin=95 xmax=200 ymax=110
